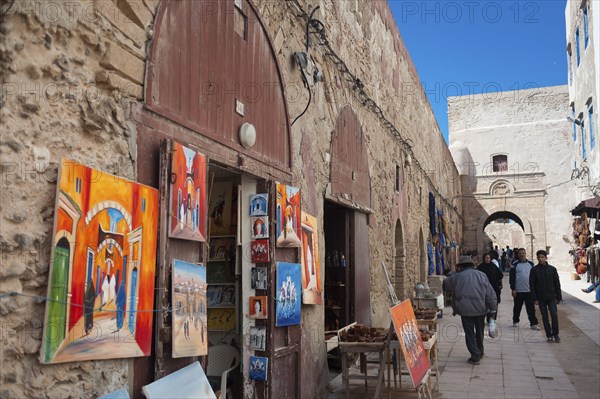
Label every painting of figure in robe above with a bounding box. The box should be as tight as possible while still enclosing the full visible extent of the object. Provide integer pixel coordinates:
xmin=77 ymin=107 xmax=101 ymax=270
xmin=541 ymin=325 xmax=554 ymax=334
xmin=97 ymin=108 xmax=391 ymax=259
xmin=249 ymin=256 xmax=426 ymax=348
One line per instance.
xmin=41 ymin=159 xmax=158 ymax=364
xmin=275 ymin=184 xmax=301 ymax=247
xmin=169 ymin=142 xmax=207 ymax=242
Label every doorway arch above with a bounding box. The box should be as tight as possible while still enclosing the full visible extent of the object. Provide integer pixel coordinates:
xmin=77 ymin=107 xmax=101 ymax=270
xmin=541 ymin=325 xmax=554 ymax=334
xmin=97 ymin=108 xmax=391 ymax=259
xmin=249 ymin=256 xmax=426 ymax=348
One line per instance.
xmin=394 ymin=220 xmax=405 ymax=300
xmin=481 ymin=211 xmax=529 ymax=257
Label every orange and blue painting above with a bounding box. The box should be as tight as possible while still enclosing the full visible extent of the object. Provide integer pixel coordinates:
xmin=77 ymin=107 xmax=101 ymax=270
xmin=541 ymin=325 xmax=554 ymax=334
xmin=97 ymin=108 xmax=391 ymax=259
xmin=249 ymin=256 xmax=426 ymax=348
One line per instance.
xmin=275 ymin=183 xmax=301 ymax=247
xmin=300 ymin=212 xmax=323 ymax=305
xmin=390 ymin=300 xmax=430 ymax=388
xmin=41 ymin=159 xmax=159 ymax=363
xmin=169 ymin=142 xmax=207 ymax=241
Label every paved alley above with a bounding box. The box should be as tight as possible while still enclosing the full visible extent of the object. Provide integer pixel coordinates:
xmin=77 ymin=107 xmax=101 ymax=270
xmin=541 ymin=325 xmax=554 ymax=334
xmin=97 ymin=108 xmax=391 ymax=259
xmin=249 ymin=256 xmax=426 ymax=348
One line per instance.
xmin=327 ymin=272 xmax=600 ymax=399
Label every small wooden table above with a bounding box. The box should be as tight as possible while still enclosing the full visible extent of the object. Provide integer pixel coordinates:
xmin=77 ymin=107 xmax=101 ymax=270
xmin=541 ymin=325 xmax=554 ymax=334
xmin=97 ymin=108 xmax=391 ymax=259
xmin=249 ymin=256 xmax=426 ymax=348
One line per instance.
xmin=338 ymin=341 xmax=388 ymax=399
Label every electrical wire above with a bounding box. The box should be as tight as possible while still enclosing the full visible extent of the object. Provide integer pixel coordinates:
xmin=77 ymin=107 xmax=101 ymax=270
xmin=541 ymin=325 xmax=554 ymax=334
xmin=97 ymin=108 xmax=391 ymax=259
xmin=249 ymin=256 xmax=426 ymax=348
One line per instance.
xmin=285 ymin=0 xmax=460 ymax=218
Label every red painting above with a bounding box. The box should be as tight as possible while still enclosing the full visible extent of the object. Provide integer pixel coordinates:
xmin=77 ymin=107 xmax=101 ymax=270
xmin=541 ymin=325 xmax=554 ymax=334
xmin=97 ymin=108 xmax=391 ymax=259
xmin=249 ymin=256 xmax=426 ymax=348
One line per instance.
xmin=275 ymin=183 xmax=301 ymax=247
xmin=251 ymin=240 xmax=270 ymax=263
xmin=390 ymin=300 xmax=430 ymax=388
xmin=169 ymin=142 xmax=207 ymax=241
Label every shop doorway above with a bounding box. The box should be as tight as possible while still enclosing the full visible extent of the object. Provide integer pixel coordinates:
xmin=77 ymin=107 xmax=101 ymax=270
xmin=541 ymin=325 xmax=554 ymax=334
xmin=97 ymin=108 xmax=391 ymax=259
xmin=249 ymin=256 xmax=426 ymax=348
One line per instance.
xmin=323 ymin=201 xmax=371 ymax=332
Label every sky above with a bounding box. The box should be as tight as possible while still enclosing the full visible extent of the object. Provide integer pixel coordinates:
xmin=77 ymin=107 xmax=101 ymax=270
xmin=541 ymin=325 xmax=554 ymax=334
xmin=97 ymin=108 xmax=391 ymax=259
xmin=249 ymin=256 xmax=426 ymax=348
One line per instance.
xmin=388 ymin=0 xmax=569 ymax=143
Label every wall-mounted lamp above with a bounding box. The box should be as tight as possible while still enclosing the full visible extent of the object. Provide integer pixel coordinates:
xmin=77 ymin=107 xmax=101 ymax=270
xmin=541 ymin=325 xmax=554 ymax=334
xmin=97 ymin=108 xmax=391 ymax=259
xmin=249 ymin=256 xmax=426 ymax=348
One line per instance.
xmin=239 ymin=122 xmax=256 ymax=148
xmin=404 ymin=151 xmax=412 ymax=167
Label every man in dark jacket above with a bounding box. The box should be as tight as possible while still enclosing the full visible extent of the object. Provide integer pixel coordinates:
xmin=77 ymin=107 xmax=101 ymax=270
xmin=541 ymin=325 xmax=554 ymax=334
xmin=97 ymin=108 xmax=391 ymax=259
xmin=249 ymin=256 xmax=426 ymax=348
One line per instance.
xmin=444 ymin=255 xmax=497 ymax=365
xmin=478 ymin=252 xmax=503 ymax=322
xmin=529 ymin=250 xmax=562 ymax=343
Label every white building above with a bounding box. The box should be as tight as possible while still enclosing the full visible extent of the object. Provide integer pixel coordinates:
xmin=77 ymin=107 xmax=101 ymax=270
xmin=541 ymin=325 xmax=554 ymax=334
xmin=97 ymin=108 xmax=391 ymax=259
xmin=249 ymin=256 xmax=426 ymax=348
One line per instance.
xmin=566 ymin=0 xmax=600 ymax=200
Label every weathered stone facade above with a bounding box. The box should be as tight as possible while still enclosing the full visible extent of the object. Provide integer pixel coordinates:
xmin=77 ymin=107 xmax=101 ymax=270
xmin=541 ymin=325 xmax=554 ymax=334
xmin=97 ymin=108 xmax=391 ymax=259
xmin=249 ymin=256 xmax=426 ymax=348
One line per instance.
xmin=449 ymin=86 xmax=576 ymax=269
xmin=565 ymin=0 xmax=599 ymax=201
xmin=0 ymin=1 xmax=461 ymax=397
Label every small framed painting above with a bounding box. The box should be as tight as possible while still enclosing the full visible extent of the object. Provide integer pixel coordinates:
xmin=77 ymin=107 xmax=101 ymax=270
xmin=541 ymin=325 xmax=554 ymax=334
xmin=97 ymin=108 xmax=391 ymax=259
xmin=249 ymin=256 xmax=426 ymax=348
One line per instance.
xmin=249 ymin=326 xmax=266 ymax=351
xmin=249 ymin=194 xmax=268 ymax=216
xmin=249 ymin=356 xmax=268 ymax=381
xmin=251 ymin=267 xmax=268 ymax=290
xmin=251 ymin=216 xmax=269 ymax=239
xmin=251 ymin=239 xmax=270 ymax=263
xmin=249 ymin=296 xmax=268 ymax=319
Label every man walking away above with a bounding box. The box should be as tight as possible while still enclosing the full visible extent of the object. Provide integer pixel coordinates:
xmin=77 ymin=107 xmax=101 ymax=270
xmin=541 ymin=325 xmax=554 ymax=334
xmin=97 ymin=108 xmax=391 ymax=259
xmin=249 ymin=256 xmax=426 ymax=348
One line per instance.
xmin=530 ymin=250 xmax=562 ymax=342
xmin=444 ymin=256 xmax=497 ymax=365
xmin=477 ymin=252 xmax=503 ymax=322
xmin=509 ymin=248 xmax=540 ymax=330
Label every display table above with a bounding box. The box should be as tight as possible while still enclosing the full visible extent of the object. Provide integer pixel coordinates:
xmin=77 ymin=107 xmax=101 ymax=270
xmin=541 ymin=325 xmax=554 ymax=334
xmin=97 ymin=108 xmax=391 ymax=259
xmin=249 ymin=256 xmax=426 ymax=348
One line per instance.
xmin=416 ymin=312 xmax=440 ymax=332
xmin=338 ymin=342 xmax=387 ymax=399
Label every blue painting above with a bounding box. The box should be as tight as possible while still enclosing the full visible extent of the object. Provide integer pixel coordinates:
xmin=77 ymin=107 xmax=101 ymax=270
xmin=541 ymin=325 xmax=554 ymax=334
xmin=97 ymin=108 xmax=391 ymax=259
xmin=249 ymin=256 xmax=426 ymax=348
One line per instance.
xmin=249 ymin=356 xmax=268 ymax=381
xmin=275 ymin=262 xmax=301 ymax=327
xmin=249 ymin=194 xmax=268 ymax=216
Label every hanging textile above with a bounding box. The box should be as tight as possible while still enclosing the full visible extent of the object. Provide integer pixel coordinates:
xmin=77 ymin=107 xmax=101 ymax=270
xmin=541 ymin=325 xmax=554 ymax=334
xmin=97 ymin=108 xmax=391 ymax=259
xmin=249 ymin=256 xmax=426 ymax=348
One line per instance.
xmin=427 ymin=241 xmax=435 ymax=276
xmin=429 ymin=193 xmax=436 ymax=235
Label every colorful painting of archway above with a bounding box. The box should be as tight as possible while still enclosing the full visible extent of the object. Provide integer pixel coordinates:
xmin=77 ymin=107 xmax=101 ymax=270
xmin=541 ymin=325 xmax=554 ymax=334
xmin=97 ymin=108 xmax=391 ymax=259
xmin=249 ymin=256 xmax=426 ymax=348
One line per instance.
xmin=169 ymin=141 xmax=207 ymax=241
xmin=41 ymin=159 xmax=159 ymax=363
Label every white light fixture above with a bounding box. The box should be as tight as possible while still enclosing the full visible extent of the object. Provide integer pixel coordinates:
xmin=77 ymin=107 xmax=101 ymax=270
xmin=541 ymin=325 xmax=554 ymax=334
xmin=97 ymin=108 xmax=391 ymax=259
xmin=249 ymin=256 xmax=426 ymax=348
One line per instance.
xmin=239 ymin=122 xmax=256 ymax=148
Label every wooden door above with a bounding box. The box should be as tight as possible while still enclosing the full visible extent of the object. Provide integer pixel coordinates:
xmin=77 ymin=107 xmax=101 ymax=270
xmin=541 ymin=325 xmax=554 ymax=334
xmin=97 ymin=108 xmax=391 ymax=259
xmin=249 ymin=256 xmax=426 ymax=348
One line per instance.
xmin=351 ymin=212 xmax=371 ymax=325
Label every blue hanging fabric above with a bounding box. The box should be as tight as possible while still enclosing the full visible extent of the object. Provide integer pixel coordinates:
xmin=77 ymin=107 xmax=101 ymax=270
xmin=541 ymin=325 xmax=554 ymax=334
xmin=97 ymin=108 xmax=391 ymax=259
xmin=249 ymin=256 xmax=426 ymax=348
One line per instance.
xmin=438 ymin=232 xmax=446 ymax=275
xmin=427 ymin=241 xmax=435 ymax=275
xmin=429 ymin=193 xmax=436 ymax=235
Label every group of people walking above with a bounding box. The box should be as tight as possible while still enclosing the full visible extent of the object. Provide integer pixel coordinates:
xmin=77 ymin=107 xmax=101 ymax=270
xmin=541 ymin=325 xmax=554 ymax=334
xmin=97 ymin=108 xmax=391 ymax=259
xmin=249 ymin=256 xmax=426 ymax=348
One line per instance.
xmin=444 ymin=247 xmax=562 ymax=365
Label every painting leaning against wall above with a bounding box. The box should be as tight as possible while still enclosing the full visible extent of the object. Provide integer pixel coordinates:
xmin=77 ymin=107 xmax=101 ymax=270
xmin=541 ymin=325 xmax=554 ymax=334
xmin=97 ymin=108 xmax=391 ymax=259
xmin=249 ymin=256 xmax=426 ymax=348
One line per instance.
xmin=40 ymin=159 xmax=159 ymax=364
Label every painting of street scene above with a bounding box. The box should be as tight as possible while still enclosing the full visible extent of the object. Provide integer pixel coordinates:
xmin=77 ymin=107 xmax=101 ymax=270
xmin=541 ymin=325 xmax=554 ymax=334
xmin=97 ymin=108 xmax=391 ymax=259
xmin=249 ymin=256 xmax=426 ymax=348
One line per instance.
xmin=275 ymin=262 xmax=301 ymax=327
xmin=41 ymin=159 xmax=158 ymax=364
xmin=172 ymin=260 xmax=207 ymax=358
xmin=169 ymin=142 xmax=207 ymax=242
xmin=276 ymin=184 xmax=301 ymax=247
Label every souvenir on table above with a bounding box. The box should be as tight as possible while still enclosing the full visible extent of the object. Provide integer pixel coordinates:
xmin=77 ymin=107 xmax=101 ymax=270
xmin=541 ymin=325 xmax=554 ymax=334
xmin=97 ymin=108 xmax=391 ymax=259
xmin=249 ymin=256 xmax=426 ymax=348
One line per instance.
xmin=300 ymin=212 xmax=323 ymax=305
xmin=251 ymin=267 xmax=268 ymax=290
xmin=208 ymin=180 xmax=234 ymax=236
xmin=249 ymin=326 xmax=266 ymax=351
xmin=275 ymin=262 xmax=302 ymax=327
xmin=172 ymin=260 xmax=207 ymax=358
xmin=169 ymin=142 xmax=207 ymax=242
xmin=249 ymin=296 xmax=268 ymax=319
xmin=249 ymin=193 xmax=268 ymax=216
xmin=390 ymin=299 xmax=430 ymax=388
xmin=251 ymin=216 xmax=269 ymax=239
xmin=251 ymin=239 xmax=270 ymax=263
xmin=249 ymin=356 xmax=268 ymax=381
xmin=276 ymin=183 xmax=301 ymax=247
xmin=41 ymin=159 xmax=158 ymax=364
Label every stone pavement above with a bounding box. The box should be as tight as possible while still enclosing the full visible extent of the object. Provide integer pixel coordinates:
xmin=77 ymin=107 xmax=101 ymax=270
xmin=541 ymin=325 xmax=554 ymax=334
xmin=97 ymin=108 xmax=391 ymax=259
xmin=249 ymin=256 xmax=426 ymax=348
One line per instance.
xmin=327 ymin=272 xmax=600 ymax=399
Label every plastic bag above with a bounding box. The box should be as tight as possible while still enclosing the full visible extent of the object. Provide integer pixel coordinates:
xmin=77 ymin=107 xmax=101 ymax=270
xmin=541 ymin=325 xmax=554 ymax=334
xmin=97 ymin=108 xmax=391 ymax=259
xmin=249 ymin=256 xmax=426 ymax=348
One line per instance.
xmin=488 ymin=319 xmax=497 ymax=338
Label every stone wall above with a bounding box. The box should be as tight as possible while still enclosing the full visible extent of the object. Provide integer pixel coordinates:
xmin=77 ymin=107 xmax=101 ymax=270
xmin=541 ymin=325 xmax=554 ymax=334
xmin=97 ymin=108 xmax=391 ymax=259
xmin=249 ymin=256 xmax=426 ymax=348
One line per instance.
xmin=0 ymin=0 xmax=461 ymax=397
